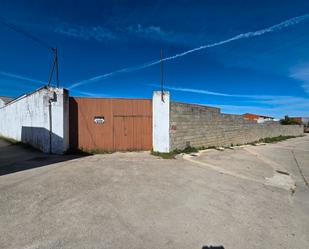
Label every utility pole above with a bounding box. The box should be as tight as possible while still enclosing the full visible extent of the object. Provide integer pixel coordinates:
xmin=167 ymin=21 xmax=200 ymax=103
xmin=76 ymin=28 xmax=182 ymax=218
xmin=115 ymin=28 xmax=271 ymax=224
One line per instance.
xmin=47 ymin=47 xmax=59 ymax=88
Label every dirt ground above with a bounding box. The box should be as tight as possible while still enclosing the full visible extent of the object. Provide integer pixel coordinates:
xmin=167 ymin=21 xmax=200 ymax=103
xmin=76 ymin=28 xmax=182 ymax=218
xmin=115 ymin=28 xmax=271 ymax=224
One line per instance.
xmin=0 ymin=135 xmax=308 ymax=249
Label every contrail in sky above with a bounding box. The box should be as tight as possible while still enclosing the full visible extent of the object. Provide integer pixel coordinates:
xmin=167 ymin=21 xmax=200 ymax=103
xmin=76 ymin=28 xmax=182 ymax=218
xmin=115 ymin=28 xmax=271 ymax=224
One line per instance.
xmin=0 ymin=70 xmax=102 ymax=97
xmin=69 ymin=14 xmax=309 ymax=89
xmin=0 ymin=70 xmax=44 ymax=85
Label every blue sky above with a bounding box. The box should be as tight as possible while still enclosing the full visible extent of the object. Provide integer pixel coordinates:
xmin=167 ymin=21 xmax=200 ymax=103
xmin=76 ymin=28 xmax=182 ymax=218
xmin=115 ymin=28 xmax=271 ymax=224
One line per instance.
xmin=1 ymin=0 xmax=309 ymax=118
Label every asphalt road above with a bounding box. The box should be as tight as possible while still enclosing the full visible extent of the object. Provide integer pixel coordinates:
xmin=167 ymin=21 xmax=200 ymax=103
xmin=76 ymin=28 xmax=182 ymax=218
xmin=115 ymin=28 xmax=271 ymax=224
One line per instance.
xmin=0 ymin=135 xmax=308 ymax=249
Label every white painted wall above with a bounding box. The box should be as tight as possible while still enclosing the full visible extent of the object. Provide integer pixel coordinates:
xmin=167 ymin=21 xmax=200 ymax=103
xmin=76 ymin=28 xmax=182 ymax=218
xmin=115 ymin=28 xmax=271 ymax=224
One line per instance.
xmin=257 ymin=117 xmax=275 ymax=123
xmin=152 ymin=91 xmax=170 ymax=152
xmin=0 ymin=99 xmax=5 ymax=108
xmin=0 ymin=87 xmax=69 ymax=154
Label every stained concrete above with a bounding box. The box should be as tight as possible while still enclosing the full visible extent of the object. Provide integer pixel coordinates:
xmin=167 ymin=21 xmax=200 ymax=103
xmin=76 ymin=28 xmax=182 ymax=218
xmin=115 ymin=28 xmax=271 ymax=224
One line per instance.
xmin=0 ymin=135 xmax=308 ymax=249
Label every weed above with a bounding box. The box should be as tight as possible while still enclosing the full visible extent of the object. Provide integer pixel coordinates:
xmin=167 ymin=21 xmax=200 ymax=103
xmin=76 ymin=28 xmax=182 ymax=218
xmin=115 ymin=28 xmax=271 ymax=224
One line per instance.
xmin=259 ymin=135 xmax=297 ymax=143
xmin=151 ymin=135 xmax=301 ymax=159
xmin=151 ymin=150 xmax=176 ymax=159
xmin=67 ymin=147 xmax=114 ymax=155
xmin=80 ymin=147 xmax=113 ymax=154
xmin=151 ymin=145 xmax=199 ymax=159
xmin=205 ymin=146 xmax=217 ymax=150
xmin=174 ymin=145 xmax=198 ymax=154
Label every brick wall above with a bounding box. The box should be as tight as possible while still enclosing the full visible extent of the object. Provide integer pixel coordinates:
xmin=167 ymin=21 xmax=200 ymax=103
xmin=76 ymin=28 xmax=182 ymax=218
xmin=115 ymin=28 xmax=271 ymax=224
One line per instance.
xmin=170 ymin=102 xmax=304 ymax=150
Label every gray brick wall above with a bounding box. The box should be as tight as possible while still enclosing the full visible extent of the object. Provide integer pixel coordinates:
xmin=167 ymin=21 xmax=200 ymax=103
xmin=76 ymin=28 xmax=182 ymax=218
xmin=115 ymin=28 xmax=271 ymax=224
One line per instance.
xmin=170 ymin=102 xmax=304 ymax=150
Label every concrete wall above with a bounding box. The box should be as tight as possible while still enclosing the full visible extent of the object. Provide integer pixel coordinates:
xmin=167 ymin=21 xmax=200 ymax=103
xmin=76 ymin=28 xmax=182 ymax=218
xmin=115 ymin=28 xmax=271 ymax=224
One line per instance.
xmin=152 ymin=91 xmax=170 ymax=152
xmin=0 ymin=86 xmax=69 ymax=154
xmin=170 ymin=102 xmax=304 ymax=151
xmin=0 ymin=99 xmax=5 ymax=108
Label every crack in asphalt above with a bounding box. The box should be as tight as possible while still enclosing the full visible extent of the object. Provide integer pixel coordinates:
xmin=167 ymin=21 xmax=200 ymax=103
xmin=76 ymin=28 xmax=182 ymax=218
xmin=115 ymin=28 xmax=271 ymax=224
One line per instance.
xmin=291 ymin=150 xmax=309 ymax=189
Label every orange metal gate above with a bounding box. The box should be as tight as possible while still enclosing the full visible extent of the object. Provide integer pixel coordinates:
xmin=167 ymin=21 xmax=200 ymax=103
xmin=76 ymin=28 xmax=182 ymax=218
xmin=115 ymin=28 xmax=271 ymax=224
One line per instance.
xmin=69 ymin=97 xmax=152 ymax=151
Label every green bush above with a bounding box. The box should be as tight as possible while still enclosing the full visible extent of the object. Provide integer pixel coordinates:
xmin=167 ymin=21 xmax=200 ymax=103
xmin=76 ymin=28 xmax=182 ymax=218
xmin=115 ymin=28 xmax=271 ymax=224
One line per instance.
xmin=280 ymin=115 xmax=301 ymax=125
xmin=259 ymin=135 xmax=297 ymax=143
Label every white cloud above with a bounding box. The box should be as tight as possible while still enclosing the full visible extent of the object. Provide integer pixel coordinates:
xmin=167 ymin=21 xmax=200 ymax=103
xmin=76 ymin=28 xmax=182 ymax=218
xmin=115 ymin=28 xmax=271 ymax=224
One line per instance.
xmin=128 ymin=24 xmax=165 ymax=36
xmin=127 ymin=24 xmax=174 ymax=42
xmin=53 ymin=24 xmax=116 ymax=41
xmin=290 ymin=64 xmax=309 ymax=95
xmin=217 ymin=104 xmax=309 ymax=118
xmin=53 ymin=22 xmax=175 ymax=44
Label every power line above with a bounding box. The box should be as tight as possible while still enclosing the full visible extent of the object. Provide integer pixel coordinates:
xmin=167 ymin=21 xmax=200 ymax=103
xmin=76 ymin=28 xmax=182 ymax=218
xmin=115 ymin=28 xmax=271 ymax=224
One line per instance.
xmin=0 ymin=15 xmax=59 ymax=87
xmin=0 ymin=16 xmax=53 ymax=49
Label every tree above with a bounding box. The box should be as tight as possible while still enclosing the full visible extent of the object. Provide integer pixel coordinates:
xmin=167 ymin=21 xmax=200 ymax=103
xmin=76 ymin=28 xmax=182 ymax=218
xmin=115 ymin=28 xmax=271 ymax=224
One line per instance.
xmin=280 ymin=115 xmax=301 ymax=125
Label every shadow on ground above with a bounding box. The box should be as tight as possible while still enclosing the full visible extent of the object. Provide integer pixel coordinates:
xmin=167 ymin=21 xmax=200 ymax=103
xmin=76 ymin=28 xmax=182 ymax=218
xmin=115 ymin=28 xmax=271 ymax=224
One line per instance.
xmin=0 ymin=139 xmax=90 ymax=176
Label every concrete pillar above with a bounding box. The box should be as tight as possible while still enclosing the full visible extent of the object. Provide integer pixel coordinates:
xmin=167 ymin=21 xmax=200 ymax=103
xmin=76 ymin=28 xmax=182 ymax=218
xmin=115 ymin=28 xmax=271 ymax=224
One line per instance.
xmin=152 ymin=91 xmax=170 ymax=152
xmin=50 ymin=88 xmax=70 ymax=154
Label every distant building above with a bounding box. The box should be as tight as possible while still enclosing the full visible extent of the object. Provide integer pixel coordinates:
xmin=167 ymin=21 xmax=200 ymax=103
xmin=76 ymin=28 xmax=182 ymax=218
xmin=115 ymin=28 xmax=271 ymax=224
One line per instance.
xmin=290 ymin=117 xmax=309 ymax=125
xmin=0 ymin=96 xmax=13 ymax=108
xmin=242 ymin=113 xmax=275 ymax=123
xmin=302 ymin=117 xmax=309 ymax=125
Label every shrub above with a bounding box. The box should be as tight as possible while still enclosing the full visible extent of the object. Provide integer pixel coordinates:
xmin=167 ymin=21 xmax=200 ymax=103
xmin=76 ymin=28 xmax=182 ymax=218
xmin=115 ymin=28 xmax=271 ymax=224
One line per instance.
xmin=280 ymin=115 xmax=301 ymax=125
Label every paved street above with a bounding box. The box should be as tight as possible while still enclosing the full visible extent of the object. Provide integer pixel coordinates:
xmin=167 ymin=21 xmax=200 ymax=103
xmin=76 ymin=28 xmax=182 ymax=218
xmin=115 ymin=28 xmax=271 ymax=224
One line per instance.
xmin=0 ymin=135 xmax=308 ymax=249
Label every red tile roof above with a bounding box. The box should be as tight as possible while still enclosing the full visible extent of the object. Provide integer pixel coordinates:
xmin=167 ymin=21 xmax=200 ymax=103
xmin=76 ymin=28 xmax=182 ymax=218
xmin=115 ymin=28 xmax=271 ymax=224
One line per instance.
xmin=243 ymin=113 xmax=273 ymax=120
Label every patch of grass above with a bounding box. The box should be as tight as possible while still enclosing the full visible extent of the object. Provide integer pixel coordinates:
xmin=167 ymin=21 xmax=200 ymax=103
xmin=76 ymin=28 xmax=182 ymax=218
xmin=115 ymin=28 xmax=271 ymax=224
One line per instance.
xmin=66 ymin=147 xmax=114 ymax=155
xmin=259 ymin=135 xmax=297 ymax=143
xmin=197 ymin=145 xmax=217 ymax=150
xmin=151 ymin=145 xmax=200 ymax=159
xmin=173 ymin=145 xmax=199 ymax=154
xmin=65 ymin=148 xmax=92 ymax=155
xmin=151 ymin=150 xmax=176 ymax=159
xmin=151 ymin=135 xmax=302 ymax=159
xmin=78 ymin=147 xmax=114 ymax=155
xmin=205 ymin=146 xmax=217 ymax=150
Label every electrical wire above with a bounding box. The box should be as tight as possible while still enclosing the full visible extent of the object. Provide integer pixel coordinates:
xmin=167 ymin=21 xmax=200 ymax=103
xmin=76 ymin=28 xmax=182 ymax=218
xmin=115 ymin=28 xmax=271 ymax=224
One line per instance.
xmin=0 ymin=15 xmax=59 ymax=87
xmin=0 ymin=15 xmax=53 ymax=50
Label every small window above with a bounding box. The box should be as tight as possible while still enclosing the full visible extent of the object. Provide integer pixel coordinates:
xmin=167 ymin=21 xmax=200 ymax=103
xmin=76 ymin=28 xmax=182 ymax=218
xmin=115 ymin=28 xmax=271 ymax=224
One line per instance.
xmin=94 ymin=116 xmax=105 ymax=124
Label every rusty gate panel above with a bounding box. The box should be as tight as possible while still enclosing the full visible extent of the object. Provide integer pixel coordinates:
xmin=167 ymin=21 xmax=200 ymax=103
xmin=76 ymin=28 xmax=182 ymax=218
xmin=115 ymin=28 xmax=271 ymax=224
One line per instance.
xmin=112 ymin=98 xmax=152 ymax=116
xmin=113 ymin=116 xmax=134 ymax=151
xmin=133 ymin=116 xmax=152 ymax=150
xmin=69 ymin=97 xmax=152 ymax=151
xmin=113 ymin=115 xmax=152 ymax=151
xmin=69 ymin=98 xmax=114 ymax=151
